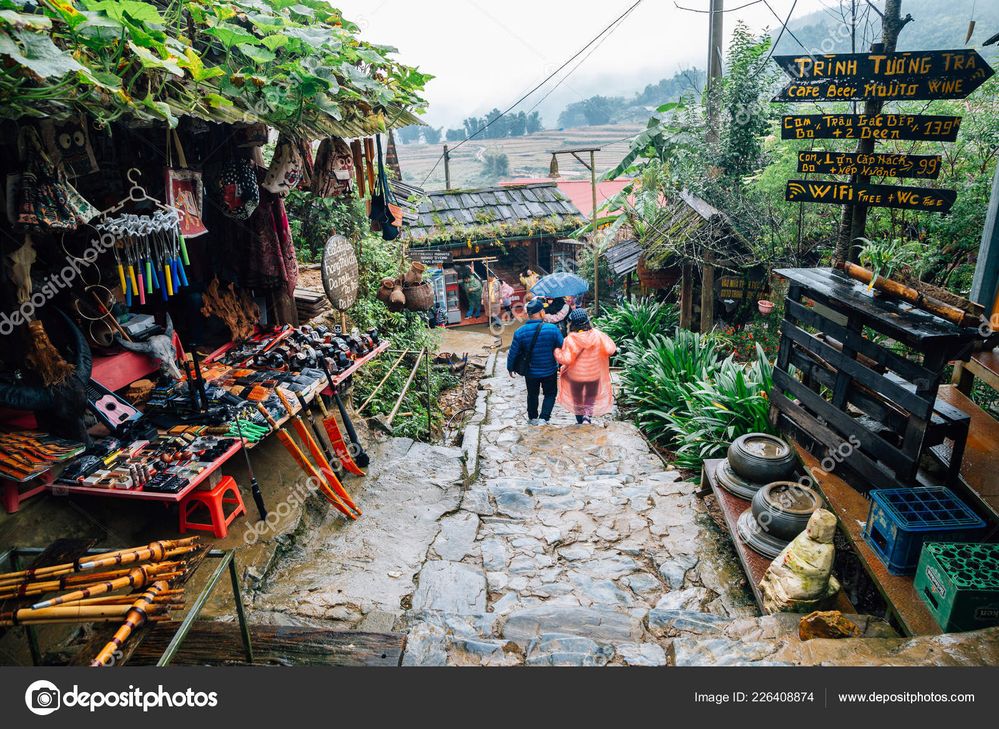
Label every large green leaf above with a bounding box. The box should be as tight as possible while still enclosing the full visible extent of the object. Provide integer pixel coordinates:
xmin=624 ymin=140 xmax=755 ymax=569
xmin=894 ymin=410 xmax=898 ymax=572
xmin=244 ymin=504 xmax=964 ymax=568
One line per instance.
xmin=0 ymin=26 xmax=85 ymax=78
xmin=128 ymin=41 xmax=183 ymax=77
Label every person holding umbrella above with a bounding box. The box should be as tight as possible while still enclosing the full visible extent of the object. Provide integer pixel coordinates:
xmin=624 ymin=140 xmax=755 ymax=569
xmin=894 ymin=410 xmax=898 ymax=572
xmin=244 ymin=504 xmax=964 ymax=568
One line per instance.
xmin=554 ymin=309 xmax=617 ymax=424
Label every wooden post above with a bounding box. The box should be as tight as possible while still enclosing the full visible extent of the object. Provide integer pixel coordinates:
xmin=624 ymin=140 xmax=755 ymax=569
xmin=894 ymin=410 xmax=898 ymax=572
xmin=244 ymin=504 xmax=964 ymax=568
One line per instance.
xmin=706 ymin=0 xmax=724 ymax=143
xmin=590 ymin=149 xmax=600 ymax=315
xmin=971 ymin=163 xmax=999 ymax=314
xmin=834 ymin=0 xmax=911 ymax=263
xmin=680 ymin=264 xmax=695 ymax=330
xmin=700 ymin=256 xmax=715 ymax=333
xmin=443 ymin=144 xmax=452 ymax=191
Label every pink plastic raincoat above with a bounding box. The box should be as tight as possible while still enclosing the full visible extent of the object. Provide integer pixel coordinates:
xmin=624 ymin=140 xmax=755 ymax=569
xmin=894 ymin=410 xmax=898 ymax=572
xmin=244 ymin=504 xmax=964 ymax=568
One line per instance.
xmin=554 ymin=328 xmax=617 ymax=417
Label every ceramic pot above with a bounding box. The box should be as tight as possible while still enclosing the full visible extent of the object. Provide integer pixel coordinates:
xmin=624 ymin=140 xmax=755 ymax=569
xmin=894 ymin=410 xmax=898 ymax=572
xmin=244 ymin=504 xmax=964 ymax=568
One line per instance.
xmin=727 ymin=433 xmax=796 ymax=483
xmin=750 ymin=481 xmax=823 ymax=541
xmin=758 ymin=299 xmax=775 ymax=316
xmin=404 ymin=260 xmax=427 ymax=285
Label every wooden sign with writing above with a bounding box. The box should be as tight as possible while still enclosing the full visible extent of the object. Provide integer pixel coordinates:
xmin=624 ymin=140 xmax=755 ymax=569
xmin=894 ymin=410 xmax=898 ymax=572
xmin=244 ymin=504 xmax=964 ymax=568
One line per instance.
xmin=321 ymin=234 xmax=359 ymax=311
xmin=785 ymin=180 xmax=956 ymax=213
xmin=408 ymin=247 xmax=453 ymax=266
xmin=781 ymin=114 xmax=961 ymax=142
xmin=797 ymin=151 xmax=941 ymax=179
xmin=773 ymin=50 xmax=994 ymax=101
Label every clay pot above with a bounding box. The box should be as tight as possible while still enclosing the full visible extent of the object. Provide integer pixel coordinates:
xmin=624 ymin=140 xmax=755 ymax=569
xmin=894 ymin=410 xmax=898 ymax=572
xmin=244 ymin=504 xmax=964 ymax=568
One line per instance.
xmin=751 ymin=481 xmax=823 ymax=541
xmin=758 ymin=299 xmax=775 ymax=316
xmin=376 ymin=277 xmax=396 ymax=305
xmin=727 ymin=433 xmax=796 ymax=483
xmin=404 ymin=260 xmax=427 ymax=285
xmin=389 ymin=285 xmax=406 ymax=308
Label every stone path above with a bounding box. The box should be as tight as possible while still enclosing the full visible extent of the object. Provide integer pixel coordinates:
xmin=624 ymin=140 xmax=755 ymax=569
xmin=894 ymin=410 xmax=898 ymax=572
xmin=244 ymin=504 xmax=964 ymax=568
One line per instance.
xmin=250 ymin=356 xmax=999 ymax=666
xmin=401 ymin=367 xmax=758 ymax=666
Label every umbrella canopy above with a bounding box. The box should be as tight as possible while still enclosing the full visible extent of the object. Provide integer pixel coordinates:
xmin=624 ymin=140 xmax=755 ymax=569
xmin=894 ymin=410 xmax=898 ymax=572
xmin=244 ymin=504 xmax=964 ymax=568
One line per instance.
xmin=531 ymin=272 xmax=590 ymax=298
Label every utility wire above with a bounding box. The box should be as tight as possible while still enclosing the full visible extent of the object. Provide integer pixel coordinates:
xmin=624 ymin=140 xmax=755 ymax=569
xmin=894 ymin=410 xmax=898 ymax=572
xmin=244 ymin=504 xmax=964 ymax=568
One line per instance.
xmin=419 ymin=0 xmax=644 ymax=187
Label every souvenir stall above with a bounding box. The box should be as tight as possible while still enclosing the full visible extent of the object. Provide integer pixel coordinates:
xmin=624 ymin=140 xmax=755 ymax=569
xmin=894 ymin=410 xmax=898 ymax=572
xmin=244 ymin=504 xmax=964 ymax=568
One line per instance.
xmin=0 ymin=1 xmax=427 ymax=539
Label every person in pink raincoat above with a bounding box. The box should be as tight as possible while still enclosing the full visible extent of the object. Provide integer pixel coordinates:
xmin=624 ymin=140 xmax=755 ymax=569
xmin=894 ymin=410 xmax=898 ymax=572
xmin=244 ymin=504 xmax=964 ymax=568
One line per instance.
xmin=554 ymin=308 xmax=617 ymax=424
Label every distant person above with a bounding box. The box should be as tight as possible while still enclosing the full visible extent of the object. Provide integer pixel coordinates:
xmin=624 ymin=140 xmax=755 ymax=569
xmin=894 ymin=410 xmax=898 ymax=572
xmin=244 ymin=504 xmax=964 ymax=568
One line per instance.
xmin=463 ymin=272 xmax=482 ymax=320
xmin=507 ymin=298 xmax=564 ymax=425
xmin=486 ymin=272 xmax=503 ymax=327
xmin=554 ymin=309 xmax=616 ymax=424
xmin=500 ymin=278 xmax=515 ymax=322
xmin=520 ymin=267 xmax=540 ymax=299
xmin=544 ymin=295 xmax=571 ymax=335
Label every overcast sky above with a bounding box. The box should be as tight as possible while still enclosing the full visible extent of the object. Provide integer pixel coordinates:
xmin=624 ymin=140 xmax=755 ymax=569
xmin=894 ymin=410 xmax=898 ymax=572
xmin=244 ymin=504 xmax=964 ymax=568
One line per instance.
xmin=336 ymin=0 xmax=832 ymax=128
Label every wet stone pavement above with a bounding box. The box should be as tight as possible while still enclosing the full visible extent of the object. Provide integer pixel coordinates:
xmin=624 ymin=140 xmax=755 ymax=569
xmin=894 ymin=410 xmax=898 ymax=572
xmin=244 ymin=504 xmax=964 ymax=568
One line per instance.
xmin=247 ymin=355 xmax=999 ymax=666
xmin=400 ymin=369 xmax=758 ymax=666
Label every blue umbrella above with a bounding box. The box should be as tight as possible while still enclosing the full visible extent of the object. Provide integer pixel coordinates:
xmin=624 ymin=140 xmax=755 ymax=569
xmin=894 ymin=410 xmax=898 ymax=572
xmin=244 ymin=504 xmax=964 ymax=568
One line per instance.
xmin=530 ymin=272 xmax=589 ymax=298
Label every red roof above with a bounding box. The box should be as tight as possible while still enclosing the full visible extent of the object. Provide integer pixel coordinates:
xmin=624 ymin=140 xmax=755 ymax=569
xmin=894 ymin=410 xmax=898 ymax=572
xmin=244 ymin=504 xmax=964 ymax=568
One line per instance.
xmin=502 ymin=178 xmax=630 ymax=218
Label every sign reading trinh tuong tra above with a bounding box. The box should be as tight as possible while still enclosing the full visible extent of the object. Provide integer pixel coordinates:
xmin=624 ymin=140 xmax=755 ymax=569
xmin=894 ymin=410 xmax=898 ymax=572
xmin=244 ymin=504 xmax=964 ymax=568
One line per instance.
xmin=773 ymin=49 xmax=995 ymax=102
xmin=785 ymin=180 xmax=956 ymax=213
xmin=781 ymin=114 xmax=961 ymax=141
xmin=797 ymin=151 xmax=941 ymax=179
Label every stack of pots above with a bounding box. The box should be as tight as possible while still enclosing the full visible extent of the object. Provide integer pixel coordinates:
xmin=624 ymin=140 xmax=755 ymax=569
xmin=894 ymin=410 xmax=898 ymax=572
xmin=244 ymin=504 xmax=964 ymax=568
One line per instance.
xmin=719 ymin=433 xmax=825 ymax=559
xmin=377 ymin=260 xmax=434 ymax=312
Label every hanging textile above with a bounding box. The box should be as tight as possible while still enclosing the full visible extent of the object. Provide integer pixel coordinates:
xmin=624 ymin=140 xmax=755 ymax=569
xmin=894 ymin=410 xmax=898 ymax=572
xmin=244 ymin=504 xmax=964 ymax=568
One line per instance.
xmin=211 ymin=157 xmax=259 ymax=220
xmin=367 ymin=135 xmax=403 ymax=241
xmin=244 ymin=187 xmax=299 ymax=297
xmin=15 ymin=127 xmax=97 ymax=232
xmin=262 ymin=134 xmax=305 ymax=196
xmin=311 ymin=137 xmax=354 ymax=198
xmin=164 ymin=129 xmax=208 ymax=238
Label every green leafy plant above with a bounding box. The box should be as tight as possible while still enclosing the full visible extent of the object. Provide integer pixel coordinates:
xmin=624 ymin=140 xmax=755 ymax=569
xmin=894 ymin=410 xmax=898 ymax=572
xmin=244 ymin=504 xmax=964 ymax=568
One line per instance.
xmin=593 ymin=297 xmax=679 ymax=359
xmin=854 ymin=236 xmax=925 ymax=285
xmin=285 ymin=190 xmax=367 ymax=263
xmin=618 ymin=330 xmax=774 ymax=471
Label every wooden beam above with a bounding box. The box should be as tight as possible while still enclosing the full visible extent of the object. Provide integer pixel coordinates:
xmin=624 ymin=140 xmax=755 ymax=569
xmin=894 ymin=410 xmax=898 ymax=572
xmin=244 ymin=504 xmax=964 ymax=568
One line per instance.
xmin=700 ymin=256 xmax=715 ymax=333
xmin=680 ymin=265 xmax=694 ymax=330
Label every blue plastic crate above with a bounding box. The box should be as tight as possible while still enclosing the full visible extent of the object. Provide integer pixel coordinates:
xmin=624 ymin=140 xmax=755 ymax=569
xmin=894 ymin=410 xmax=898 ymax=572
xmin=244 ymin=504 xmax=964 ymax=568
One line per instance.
xmin=863 ymin=487 xmax=985 ymax=575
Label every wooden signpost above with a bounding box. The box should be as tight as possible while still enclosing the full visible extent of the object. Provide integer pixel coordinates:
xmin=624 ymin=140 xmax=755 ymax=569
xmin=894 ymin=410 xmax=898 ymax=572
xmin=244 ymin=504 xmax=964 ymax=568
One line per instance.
xmin=781 ymin=114 xmax=962 ymax=142
xmin=774 ymin=50 xmax=994 ymax=102
xmin=797 ymin=151 xmax=941 ymax=179
xmin=785 ymin=180 xmax=957 ymax=213
xmin=321 ymin=234 xmax=359 ymax=312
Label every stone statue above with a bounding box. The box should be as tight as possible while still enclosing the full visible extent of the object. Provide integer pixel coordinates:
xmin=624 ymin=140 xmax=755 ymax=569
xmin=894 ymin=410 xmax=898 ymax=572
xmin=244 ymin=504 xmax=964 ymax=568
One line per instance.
xmin=759 ymin=508 xmax=841 ymax=614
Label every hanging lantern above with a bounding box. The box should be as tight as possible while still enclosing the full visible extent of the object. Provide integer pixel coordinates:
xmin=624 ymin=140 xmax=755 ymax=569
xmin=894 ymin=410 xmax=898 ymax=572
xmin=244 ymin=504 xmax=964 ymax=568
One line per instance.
xmin=548 ymin=153 xmax=559 ymax=179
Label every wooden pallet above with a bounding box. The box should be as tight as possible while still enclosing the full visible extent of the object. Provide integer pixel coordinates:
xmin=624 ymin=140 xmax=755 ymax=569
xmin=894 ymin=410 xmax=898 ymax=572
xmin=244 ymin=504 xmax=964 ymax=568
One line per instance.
xmin=771 ymin=268 xmax=979 ymax=491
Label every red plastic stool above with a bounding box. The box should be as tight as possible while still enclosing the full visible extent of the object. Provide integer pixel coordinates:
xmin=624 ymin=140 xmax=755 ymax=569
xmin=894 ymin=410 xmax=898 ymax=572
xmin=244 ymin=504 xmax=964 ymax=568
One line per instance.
xmin=179 ymin=475 xmax=246 ymax=539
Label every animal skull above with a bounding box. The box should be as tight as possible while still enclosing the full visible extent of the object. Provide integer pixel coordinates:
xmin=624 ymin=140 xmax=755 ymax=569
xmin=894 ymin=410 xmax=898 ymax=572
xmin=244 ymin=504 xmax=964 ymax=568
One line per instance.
xmin=116 ymin=315 xmax=182 ymax=380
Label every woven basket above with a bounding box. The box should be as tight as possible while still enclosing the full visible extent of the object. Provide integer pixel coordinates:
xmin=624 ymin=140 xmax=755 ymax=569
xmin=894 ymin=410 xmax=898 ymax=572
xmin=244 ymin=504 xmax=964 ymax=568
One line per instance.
xmin=403 ymin=281 xmax=434 ymax=311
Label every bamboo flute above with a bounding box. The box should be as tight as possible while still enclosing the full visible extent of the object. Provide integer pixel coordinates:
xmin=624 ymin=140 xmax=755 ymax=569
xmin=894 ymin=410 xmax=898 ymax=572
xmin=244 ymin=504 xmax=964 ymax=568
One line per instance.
xmin=0 ymin=538 xmax=198 ymax=585
xmin=1 ymin=603 xmax=173 ymax=626
xmin=0 ymin=562 xmax=184 ymax=600
xmin=91 ymin=581 xmax=170 ymax=667
xmin=30 ymin=564 xmax=182 ymax=610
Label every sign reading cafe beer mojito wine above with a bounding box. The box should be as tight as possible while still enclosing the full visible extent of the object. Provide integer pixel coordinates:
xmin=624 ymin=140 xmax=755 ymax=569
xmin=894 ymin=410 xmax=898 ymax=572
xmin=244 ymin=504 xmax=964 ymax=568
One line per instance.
xmin=773 ymin=46 xmax=995 ymax=215
xmin=773 ymin=50 xmax=994 ymax=102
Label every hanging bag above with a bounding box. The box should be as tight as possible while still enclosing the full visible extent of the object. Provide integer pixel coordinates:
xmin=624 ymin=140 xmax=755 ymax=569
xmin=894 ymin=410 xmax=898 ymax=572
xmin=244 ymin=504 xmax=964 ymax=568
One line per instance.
xmin=164 ymin=129 xmax=208 ymax=238
xmin=368 ymin=136 xmax=401 ymax=241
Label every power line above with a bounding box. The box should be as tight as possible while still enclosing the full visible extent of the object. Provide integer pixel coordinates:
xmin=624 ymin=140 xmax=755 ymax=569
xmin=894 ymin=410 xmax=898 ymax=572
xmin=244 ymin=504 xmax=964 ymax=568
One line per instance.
xmin=419 ymin=0 xmax=645 ymax=187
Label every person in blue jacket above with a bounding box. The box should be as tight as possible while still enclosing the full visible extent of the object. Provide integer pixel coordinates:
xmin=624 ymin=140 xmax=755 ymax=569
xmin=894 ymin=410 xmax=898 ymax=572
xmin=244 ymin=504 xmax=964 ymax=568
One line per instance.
xmin=507 ymin=298 xmax=564 ymax=425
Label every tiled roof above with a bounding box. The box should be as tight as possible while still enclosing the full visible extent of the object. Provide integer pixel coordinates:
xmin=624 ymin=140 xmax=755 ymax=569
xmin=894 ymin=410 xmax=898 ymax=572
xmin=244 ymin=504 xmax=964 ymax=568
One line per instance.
xmin=400 ymin=182 xmax=583 ymax=245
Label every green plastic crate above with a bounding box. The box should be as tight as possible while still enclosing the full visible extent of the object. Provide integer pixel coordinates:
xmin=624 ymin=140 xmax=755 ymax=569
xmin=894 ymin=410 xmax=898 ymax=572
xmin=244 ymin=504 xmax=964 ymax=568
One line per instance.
xmin=914 ymin=542 xmax=999 ymax=633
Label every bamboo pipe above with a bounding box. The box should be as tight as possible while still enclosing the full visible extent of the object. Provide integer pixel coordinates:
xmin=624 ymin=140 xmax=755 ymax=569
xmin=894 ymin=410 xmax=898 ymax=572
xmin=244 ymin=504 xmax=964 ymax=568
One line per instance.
xmin=255 ymin=403 xmax=356 ymax=520
xmin=1 ymin=603 xmax=172 ymax=626
xmin=358 ymin=350 xmax=409 ymax=413
xmin=91 ymin=581 xmax=169 ymax=667
xmin=0 ymin=562 xmax=185 ymax=599
xmin=276 ymin=390 xmax=359 ymax=514
xmin=839 ymin=262 xmax=979 ymax=328
xmin=30 ymin=564 xmax=181 ymax=610
xmin=0 ymin=538 xmax=198 ymax=584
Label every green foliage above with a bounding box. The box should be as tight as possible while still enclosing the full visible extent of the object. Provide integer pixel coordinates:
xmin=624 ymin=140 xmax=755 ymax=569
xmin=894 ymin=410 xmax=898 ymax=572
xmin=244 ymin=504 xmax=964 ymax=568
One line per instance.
xmin=479 ymin=151 xmax=509 ymax=181
xmin=619 ymin=331 xmax=774 ymax=471
xmin=0 ymin=0 xmax=430 ymax=134
xmin=285 ymin=190 xmax=368 ymax=263
xmin=854 ymin=236 xmax=924 ymax=283
xmin=593 ymin=297 xmax=678 ymax=359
